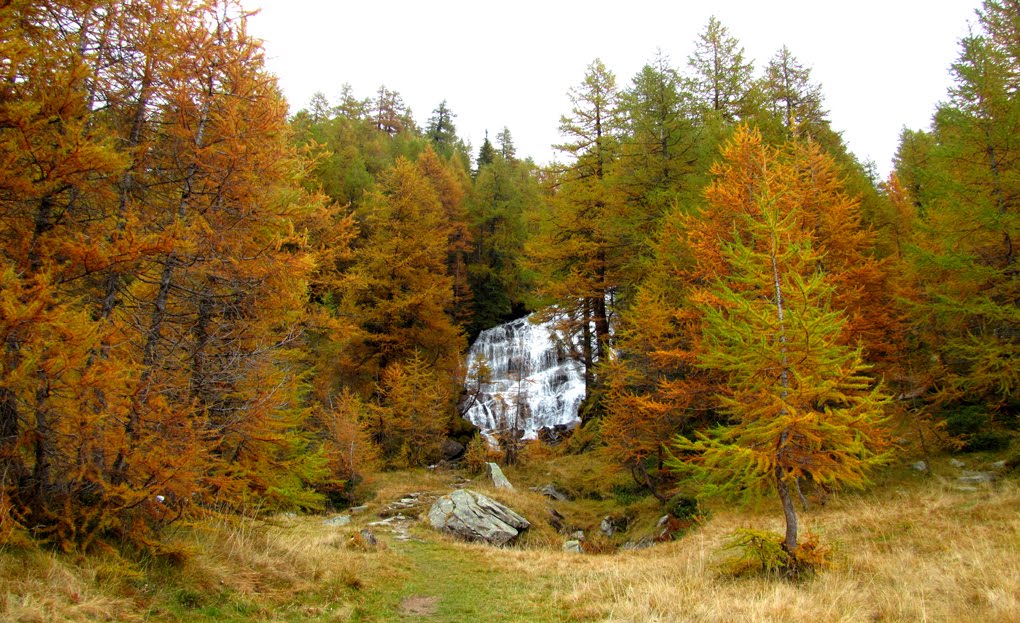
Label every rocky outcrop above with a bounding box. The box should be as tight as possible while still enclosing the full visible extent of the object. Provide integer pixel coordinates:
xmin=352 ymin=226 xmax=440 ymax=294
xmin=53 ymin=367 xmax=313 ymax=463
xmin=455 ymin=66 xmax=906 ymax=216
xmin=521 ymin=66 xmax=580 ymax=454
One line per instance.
xmin=546 ymin=507 xmax=566 ymax=532
xmin=428 ymin=489 xmax=530 ymax=546
xmin=378 ymin=492 xmax=433 ymax=518
xmin=537 ymin=424 xmax=576 ymax=446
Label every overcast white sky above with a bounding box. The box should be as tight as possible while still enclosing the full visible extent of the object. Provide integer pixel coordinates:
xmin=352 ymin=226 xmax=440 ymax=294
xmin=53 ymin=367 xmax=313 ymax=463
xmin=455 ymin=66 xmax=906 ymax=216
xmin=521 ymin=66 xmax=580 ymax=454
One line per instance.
xmin=246 ymin=0 xmax=982 ymax=177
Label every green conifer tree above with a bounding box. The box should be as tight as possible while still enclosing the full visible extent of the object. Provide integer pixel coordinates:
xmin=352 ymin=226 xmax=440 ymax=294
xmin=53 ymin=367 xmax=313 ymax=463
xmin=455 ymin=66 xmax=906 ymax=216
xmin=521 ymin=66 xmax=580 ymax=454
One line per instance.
xmin=672 ymin=131 xmax=891 ymax=558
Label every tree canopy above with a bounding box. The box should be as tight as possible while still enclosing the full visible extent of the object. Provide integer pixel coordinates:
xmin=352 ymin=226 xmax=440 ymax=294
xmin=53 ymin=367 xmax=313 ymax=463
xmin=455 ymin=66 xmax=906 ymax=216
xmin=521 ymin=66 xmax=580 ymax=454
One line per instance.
xmin=1 ymin=2 xmax=1015 ymax=557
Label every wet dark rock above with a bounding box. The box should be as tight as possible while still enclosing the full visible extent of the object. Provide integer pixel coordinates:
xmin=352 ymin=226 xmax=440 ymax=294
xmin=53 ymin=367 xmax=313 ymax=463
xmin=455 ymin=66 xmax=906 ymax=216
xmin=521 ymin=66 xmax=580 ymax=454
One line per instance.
xmin=442 ymin=439 xmax=465 ymax=461
xmin=537 ymin=424 xmax=576 ymax=446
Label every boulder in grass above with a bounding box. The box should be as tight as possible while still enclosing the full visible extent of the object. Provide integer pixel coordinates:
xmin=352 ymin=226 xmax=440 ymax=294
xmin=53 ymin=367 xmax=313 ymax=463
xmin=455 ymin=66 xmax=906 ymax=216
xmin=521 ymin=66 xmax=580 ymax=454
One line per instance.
xmin=428 ymin=489 xmax=530 ymax=546
xmin=486 ymin=462 xmax=514 ymax=489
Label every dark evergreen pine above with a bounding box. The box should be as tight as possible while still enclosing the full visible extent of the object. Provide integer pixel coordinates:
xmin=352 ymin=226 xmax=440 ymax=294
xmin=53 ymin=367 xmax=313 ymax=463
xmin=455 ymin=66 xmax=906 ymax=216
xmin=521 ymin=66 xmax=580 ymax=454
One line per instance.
xmin=427 ymin=99 xmax=459 ymax=157
xmin=476 ymin=131 xmax=497 ymax=172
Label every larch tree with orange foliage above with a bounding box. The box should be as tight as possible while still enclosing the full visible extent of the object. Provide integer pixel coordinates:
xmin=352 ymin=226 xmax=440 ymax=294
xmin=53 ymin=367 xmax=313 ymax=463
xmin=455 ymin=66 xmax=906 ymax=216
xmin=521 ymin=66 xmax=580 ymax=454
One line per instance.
xmin=1 ymin=0 xmax=339 ymax=548
xmin=601 ymin=215 xmax=718 ymax=500
xmin=415 ymin=147 xmax=474 ymax=327
xmin=671 ymin=128 xmax=892 ymax=560
xmin=694 ymin=131 xmax=903 ymax=368
xmin=336 ymin=152 xmax=466 ymax=465
xmin=339 ymin=154 xmax=465 ymax=386
xmin=604 ymin=126 xmax=901 ymax=500
xmin=530 ymin=59 xmax=624 ymax=399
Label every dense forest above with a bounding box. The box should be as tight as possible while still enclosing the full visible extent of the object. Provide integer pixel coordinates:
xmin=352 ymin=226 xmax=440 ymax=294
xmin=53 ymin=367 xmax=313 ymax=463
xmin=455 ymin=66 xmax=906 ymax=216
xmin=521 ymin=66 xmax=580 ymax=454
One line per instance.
xmin=1 ymin=0 xmax=1016 ymax=565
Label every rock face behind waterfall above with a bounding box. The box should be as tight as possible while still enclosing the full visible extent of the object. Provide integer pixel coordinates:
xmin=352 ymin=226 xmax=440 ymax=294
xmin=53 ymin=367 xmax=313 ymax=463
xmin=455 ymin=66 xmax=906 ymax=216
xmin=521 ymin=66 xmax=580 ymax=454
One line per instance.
xmin=462 ymin=313 xmax=585 ymax=439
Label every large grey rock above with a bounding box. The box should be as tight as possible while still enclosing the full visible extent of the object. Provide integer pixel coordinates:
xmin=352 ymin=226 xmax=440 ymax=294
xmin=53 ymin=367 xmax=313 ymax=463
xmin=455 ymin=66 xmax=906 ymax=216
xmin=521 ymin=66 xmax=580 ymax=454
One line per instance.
xmin=428 ymin=489 xmax=530 ymax=546
xmin=487 ymin=462 xmax=514 ymax=489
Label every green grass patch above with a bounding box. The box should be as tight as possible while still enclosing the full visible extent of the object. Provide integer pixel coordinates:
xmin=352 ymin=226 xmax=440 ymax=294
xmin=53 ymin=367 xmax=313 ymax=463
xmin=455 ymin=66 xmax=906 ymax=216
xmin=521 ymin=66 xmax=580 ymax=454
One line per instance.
xmin=350 ymin=539 xmax=565 ymax=623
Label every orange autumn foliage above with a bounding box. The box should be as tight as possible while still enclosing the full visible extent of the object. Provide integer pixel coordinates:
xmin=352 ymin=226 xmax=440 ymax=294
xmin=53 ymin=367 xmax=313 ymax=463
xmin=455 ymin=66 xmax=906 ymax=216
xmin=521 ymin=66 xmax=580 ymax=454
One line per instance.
xmin=604 ymin=126 xmax=903 ymax=496
xmin=1 ymin=0 xmax=342 ymax=549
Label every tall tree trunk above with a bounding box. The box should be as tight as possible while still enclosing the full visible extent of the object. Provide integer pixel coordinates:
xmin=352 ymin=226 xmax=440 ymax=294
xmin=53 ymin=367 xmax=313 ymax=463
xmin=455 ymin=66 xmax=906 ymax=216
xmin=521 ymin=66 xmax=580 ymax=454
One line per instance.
xmin=775 ymin=458 xmax=799 ymax=555
xmin=31 ymin=381 xmax=50 ymax=492
xmin=100 ymin=59 xmax=155 ymax=322
xmin=593 ymin=249 xmax=611 ymax=363
xmin=27 ymin=197 xmax=56 ymax=500
xmin=112 ymin=93 xmax=210 ymax=482
xmin=982 ymin=127 xmax=1014 ymax=267
xmin=189 ymin=285 xmax=213 ymax=409
xmin=0 ymin=387 xmax=22 ymax=487
xmin=767 ymin=190 xmax=797 ymax=556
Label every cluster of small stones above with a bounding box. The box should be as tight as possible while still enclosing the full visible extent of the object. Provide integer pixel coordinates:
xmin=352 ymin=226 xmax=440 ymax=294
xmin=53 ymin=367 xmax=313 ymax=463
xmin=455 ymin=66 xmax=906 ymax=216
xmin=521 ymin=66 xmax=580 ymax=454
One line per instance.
xmin=910 ymin=457 xmax=1010 ymax=491
xmin=367 ymin=492 xmax=437 ymax=542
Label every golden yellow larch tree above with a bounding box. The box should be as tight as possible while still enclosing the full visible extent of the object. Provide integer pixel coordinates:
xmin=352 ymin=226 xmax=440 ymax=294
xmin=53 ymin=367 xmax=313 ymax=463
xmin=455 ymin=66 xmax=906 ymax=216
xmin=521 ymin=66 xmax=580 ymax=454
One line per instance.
xmin=1 ymin=0 xmax=338 ymax=547
xmin=606 ymin=126 xmax=900 ymax=507
xmin=671 ymin=129 xmax=892 ymax=560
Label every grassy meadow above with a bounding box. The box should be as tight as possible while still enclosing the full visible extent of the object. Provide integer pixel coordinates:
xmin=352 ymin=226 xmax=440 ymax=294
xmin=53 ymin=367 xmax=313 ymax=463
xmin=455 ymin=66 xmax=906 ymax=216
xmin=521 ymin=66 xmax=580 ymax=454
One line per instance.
xmin=1 ymin=453 xmax=1017 ymax=623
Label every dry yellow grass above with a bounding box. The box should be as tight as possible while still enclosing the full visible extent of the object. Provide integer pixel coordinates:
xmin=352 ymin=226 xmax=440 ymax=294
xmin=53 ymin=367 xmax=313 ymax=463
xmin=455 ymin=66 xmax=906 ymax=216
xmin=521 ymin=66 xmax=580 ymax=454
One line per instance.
xmin=0 ymin=510 xmax=397 ymax=623
xmin=0 ymin=551 xmax=132 ymax=623
xmin=362 ymin=467 xmax=461 ymax=506
xmin=2 ymin=463 xmax=1017 ymax=622
xmin=484 ymin=476 xmax=1020 ymax=622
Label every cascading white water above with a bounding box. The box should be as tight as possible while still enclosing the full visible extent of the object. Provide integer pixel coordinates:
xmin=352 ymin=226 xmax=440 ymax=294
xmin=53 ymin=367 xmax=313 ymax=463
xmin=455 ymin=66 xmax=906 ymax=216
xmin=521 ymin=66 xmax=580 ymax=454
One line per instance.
xmin=461 ymin=312 xmax=586 ymax=439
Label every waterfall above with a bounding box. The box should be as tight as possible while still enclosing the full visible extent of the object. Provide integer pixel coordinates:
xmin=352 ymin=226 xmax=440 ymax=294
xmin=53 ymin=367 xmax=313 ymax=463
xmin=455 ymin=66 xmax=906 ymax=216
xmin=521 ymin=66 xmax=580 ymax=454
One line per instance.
xmin=461 ymin=312 xmax=586 ymax=440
